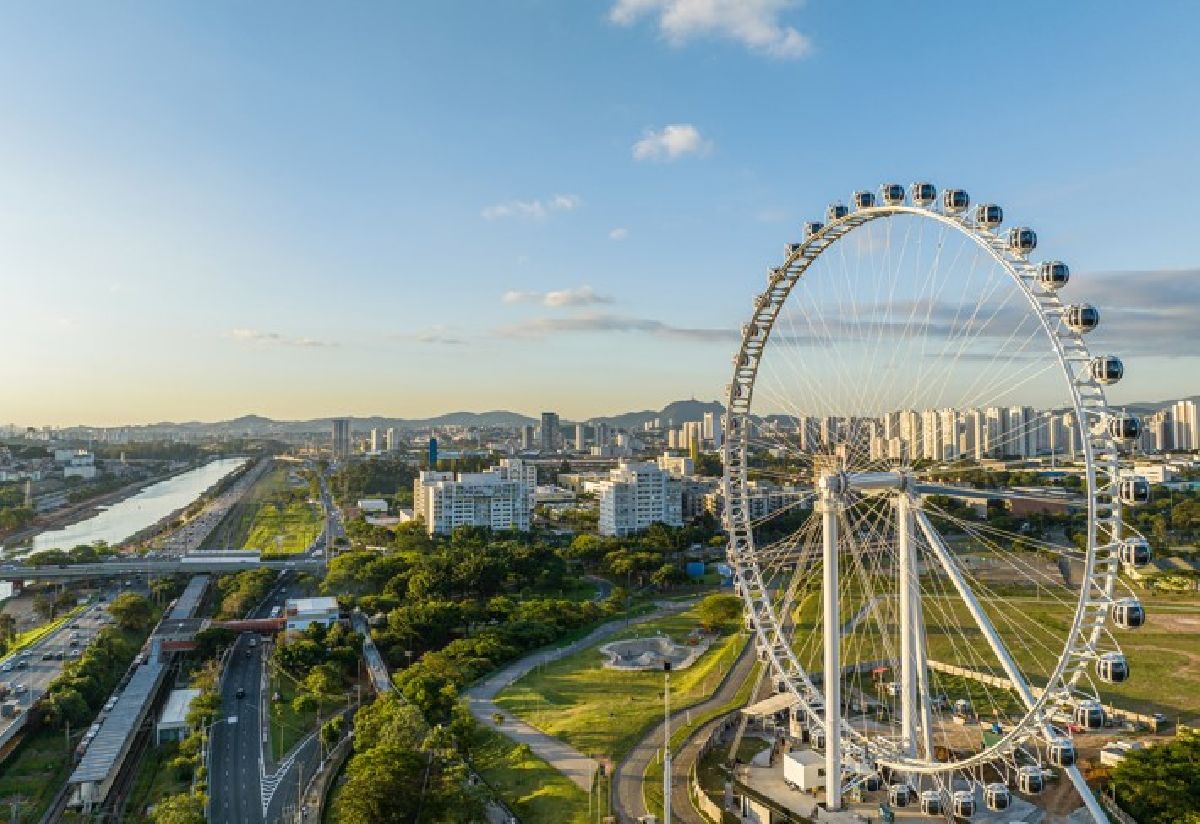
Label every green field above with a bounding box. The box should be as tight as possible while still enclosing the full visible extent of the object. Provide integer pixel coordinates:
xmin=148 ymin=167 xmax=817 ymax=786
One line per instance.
xmin=494 ymin=603 xmax=748 ymax=762
xmin=204 ymin=463 xmax=323 ymax=555
xmin=470 ymin=725 xmax=595 ymax=824
xmin=781 ymin=577 xmax=1200 ymax=725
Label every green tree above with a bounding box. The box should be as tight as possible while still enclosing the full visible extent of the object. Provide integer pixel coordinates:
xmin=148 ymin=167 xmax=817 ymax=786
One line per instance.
xmin=108 ymin=592 xmax=153 ymax=631
xmin=695 ymin=593 xmax=743 ymax=631
xmin=149 ymin=792 xmax=206 ymax=824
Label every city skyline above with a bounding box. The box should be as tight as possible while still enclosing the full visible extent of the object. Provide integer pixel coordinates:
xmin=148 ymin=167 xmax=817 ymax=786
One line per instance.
xmin=3 ymin=3 xmax=1200 ymax=426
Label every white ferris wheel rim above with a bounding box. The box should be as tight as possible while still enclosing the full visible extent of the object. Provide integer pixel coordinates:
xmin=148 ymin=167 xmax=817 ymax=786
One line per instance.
xmin=721 ymin=200 xmax=1126 ymax=778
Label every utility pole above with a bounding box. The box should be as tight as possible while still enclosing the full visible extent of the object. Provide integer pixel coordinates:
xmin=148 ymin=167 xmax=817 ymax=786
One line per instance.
xmin=663 ymin=660 xmax=672 ymax=824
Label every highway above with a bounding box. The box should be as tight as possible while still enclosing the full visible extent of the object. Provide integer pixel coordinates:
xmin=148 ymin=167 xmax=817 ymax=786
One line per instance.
xmin=0 ymin=602 xmax=111 ymax=743
xmin=210 ymin=476 xmax=341 ymax=824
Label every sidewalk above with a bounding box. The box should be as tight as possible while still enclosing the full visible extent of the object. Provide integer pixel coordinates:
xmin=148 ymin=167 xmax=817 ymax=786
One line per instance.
xmin=465 ymin=599 xmax=694 ymax=792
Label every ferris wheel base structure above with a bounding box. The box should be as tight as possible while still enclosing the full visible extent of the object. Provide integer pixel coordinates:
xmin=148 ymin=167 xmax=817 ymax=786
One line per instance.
xmin=720 ymin=181 xmax=1158 ymax=824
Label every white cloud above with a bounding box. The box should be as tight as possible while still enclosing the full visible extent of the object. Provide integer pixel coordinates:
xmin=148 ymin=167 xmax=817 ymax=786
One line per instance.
xmin=632 ymin=124 xmax=712 ymax=162
xmin=609 ymin=227 xmax=629 ymax=240
xmin=481 ymin=193 xmax=582 ymax=221
xmin=495 ymin=312 xmax=735 ymax=342
xmin=610 ymin=0 xmax=811 ymax=59
xmin=502 ymin=285 xmax=613 ymax=308
xmin=230 ymin=329 xmax=337 ymax=348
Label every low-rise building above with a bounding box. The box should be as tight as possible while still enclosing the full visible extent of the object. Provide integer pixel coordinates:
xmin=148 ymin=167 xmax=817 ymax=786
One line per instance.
xmin=156 ymin=688 xmax=201 ymax=745
xmin=284 ymin=596 xmax=341 ymax=632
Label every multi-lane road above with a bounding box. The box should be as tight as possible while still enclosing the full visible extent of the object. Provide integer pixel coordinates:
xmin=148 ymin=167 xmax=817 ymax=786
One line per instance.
xmin=210 ymin=477 xmax=341 ymax=824
xmin=0 ymin=602 xmax=111 ymax=742
xmin=209 ymin=575 xmax=321 ymax=824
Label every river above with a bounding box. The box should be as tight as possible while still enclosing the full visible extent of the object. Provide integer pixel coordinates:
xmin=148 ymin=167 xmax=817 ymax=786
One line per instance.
xmin=11 ymin=456 xmax=249 ymax=555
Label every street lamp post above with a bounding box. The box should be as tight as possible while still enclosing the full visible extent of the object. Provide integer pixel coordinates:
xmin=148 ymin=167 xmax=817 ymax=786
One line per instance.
xmin=663 ymin=660 xmax=672 ymax=824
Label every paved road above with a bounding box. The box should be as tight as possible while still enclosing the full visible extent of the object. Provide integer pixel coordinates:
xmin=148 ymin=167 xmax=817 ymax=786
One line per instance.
xmin=210 ymin=576 xmax=322 ymax=824
xmin=465 ymin=600 xmax=694 ymax=792
xmin=613 ymin=633 xmax=756 ymax=824
xmin=0 ymin=602 xmax=110 ymax=741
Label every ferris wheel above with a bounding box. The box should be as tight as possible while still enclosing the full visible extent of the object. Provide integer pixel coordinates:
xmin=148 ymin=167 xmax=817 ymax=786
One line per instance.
xmin=721 ymin=182 xmax=1152 ymax=822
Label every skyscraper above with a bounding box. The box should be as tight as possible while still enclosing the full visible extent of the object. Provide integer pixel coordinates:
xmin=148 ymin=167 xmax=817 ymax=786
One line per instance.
xmin=521 ymin=424 xmax=535 ymax=450
xmin=540 ymin=412 xmax=560 ymax=452
xmin=331 ymin=418 xmax=351 ymax=460
xmin=575 ymin=422 xmax=587 ymax=451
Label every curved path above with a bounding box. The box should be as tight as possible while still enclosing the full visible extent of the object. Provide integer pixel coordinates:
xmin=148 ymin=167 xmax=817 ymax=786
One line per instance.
xmin=465 ymin=599 xmax=695 ymax=792
xmin=613 ymin=636 xmax=756 ymax=824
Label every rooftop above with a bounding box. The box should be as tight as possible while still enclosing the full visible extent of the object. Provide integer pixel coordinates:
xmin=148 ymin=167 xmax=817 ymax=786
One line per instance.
xmin=158 ymin=688 xmax=201 ymax=728
xmin=286 ymin=596 xmax=339 ymax=614
xmin=70 ymin=660 xmax=167 ymax=785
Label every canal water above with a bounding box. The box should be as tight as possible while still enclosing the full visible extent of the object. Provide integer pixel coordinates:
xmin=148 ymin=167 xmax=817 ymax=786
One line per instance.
xmin=13 ymin=456 xmax=248 ymax=555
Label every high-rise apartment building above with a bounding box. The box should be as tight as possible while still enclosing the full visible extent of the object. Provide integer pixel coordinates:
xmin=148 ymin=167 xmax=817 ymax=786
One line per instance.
xmin=369 ymin=428 xmax=384 ymax=453
xmin=540 ymin=412 xmax=560 ymax=452
xmin=521 ymin=424 xmax=535 ymax=450
xmin=597 ymin=461 xmax=683 ymax=536
xmin=575 ymin=422 xmax=587 ymax=451
xmin=331 ymin=418 xmax=351 ymax=460
xmin=1173 ymin=400 xmax=1198 ymax=450
xmin=413 ymin=458 xmax=535 ymax=535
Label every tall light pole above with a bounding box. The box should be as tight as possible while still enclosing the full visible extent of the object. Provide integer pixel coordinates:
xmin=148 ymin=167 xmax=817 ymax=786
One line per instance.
xmin=663 ymin=660 xmax=672 ymax=824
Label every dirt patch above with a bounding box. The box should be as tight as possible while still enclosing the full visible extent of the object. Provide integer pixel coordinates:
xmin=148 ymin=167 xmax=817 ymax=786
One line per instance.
xmin=1145 ymin=611 xmax=1200 ymax=633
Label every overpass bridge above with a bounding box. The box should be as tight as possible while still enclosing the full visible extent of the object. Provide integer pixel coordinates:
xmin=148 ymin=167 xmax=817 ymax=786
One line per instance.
xmin=0 ymin=555 xmax=326 ymax=582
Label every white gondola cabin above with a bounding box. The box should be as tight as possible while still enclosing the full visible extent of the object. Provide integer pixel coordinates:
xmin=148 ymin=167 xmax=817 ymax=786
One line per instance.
xmin=911 ymin=182 xmax=936 ymax=206
xmin=1097 ymin=651 xmax=1130 ymax=684
xmin=1049 ymin=737 xmax=1076 ymax=767
xmin=1018 ymin=766 xmax=1044 ymax=794
xmin=1091 ymin=355 xmax=1124 ymax=384
xmin=1065 ymin=303 xmax=1100 ymax=334
xmin=1111 ymin=597 xmax=1146 ymax=629
xmin=1075 ymin=699 xmax=1105 ymax=730
xmin=827 ymin=203 xmax=849 ymax=221
xmin=942 ymin=188 xmax=970 ymax=213
xmin=975 ymin=203 xmax=1003 ymax=228
xmin=1007 ymin=226 xmax=1038 ymax=255
xmin=1120 ymin=477 xmax=1151 ymax=506
xmin=853 ymin=190 xmax=876 ymax=209
xmin=984 ymin=783 xmax=1011 ymax=811
xmin=951 ymin=790 xmax=976 ymax=817
xmin=888 ymin=783 xmax=913 ymax=807
xmin=1108 ymin=413 xmax=1142 ymax=441
xmin=919 ymin=789 xmax=943 ymax=814
xmin=880 ymin=183 xmax=906 ymax=205
xmin=1038 ymin=260 xmax=1070 ymax=290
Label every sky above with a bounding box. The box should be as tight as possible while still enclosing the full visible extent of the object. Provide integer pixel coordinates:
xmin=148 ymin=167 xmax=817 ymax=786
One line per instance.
xmin=2 ymin=1 xmax=1199 ymax=427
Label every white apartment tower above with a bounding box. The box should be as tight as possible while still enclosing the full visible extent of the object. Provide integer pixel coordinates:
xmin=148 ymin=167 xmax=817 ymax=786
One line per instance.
xmin=598 ymin=461 xmax=683 ymax=537
xmin=413 ymin=458 xmax=535 ymax=535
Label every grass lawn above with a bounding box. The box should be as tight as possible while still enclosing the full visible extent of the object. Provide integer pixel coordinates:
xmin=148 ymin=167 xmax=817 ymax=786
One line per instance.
xmin=470 ymin=724 xmax=596 ymax=824
xmin=122 ymin=740 xmax=191 ymax=822
xmin=0 ymin=726 xmax=76 ymax=821
xmin=204 ymin=463 xmax=322 ymax=554
xmin=784 ymin=579 xmax=1200 ymax=725
xmin=494 ymin=603 xmax=748 ymax=762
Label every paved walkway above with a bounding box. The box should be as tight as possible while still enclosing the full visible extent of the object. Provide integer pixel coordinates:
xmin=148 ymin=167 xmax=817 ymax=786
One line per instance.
xmin=465 ymin=599 xmax=694 ymax=792
xmin=613 ymin=633 xmax=756 ymax=823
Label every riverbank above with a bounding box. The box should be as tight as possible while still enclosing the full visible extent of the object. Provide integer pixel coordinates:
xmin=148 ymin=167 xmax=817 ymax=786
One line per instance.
xmin=0 ymin=467 xmax=190 ymax=552
xmin=4 ymin=457 xmax=253 ymax=558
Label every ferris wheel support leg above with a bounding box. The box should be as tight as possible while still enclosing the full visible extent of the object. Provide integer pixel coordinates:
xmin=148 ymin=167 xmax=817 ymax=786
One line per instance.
xmin=821 ymin=493 xmax=842 ymax=811
xmin=914 ymin=510 xmax=1109 ymax=823
xmin=898 ymin=494 xmax=917 ymax=758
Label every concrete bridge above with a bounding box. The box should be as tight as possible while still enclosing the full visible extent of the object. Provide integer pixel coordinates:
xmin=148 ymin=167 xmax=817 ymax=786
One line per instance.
xmin=0 ymin=555 xmax=325 ymax=582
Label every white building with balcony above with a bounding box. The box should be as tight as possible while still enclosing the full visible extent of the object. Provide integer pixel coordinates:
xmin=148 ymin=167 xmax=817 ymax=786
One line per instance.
xmin=597 ymin=461 xmax=683 ymax=537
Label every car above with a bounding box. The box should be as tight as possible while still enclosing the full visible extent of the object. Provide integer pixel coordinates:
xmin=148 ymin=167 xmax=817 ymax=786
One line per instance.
xmin=236 ymin=687 xmax=246 ymax=700
xmin=15 ymin=661 xmax=28 ymax=670
xmin=41 ymin=652 xmax=53 ymax=661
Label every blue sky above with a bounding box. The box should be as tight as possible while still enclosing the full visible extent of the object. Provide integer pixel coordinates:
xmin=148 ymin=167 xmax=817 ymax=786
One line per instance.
xmin=2 ymin=1 xmax=1198 ymax=426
